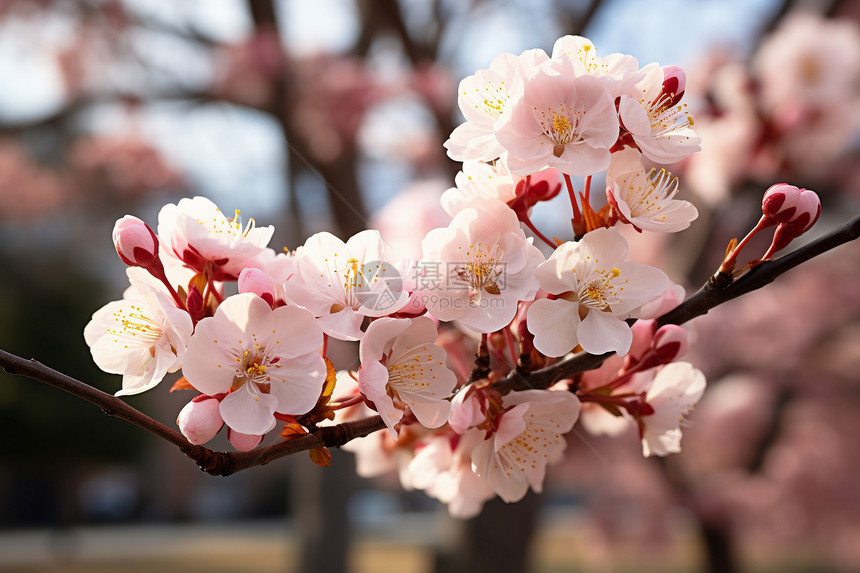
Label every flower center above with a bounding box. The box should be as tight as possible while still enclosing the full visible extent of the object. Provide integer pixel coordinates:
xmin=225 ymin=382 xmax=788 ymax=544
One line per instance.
xmin=645 ymin=93 xmax=694 ymax=135
xmin=456 ymin=242 xmax=505 ymax=305
xmin=109 ymin=304 xmax=162 ymax=346
xmin=575 ymin=267 xmax=622 ymax=314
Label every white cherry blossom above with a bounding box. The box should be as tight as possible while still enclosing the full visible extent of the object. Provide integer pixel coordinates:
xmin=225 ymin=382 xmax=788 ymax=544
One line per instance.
xmin=550 ymin=35 xmax=645 ymax=98
xmin=471 ymin=389 xmax=580 ymax=503
xmin=639 ymin=361 xmax=706 ymax=457
xmin=445 ymin=49 xmax=549 ymax=162
xmin=358 ymin=316 xmax=457 ymax=438
xmin=157 ymin=196 xmax=274 ymax=280
xmin=527 ymin=227 xmax=671 ymax=356
xmin=181 ymin=293 xmax=326 ymax=437
xmin=417 ymin=196 xmax=544 ymax=333
xmin=606 ymin=148 xmax=698 ymax=232
xmin=284 ymin=230 xmax=410 ymax=341
xmin=84 ymin=267 xmax=193 ymax=397
xmin=495 ymin=66 xmax=619 ymax=176
xmin=618 ymin=65 xmax=700 ymax=164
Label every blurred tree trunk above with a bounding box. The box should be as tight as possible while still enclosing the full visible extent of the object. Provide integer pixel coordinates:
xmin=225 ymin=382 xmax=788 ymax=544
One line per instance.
xmin=433 ymin=492 xmax=541 ymax=573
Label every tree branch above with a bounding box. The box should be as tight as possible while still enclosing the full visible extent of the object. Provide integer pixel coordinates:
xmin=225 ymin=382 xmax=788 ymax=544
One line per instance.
xmin=1 ymin=215 xmax=858 ymax=475
xmin=498 ymin=214 xmax=860 ymax=391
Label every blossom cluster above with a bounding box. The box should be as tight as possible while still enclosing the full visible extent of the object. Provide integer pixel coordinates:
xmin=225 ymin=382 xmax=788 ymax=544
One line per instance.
xmin=84 ymin=35 xmax=820 ymax=518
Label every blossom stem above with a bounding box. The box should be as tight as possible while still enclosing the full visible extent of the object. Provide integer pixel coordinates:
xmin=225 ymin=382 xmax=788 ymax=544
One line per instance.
xmin=147 ymin=261 xmax=186 ymax=310
xmin=503 ymin=323 xmax=519 ymax=369
xmin=721 ymin=215 xmax=775 ymax=272
xmin=564 ymin=173 xmax=582 ymax=225
xmin=329 ymin=394 xmax=367 ymax=411
xmin=521 ymin=215 xmax=557 ymax=249
xmin=321 ymin=333 xmax=329 ymax=358
xmin=583 ymin=175 xmax=592 ymax=205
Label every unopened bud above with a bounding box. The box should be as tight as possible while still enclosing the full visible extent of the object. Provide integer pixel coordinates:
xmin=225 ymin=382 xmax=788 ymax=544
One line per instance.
xmin=652 ymin=325 xmax=688 ymax=363
xmin=782 ymin=188 xmax=820 ymax=234
xmin=661 ymin=65 xmax=686 ymax=107
xmin=177 ymin=395 xmax=224 ymax=445
xmin=762 ymin=187 xmax=820 ymax=259
xmin=186 ymin=285 xmax=205 ymax=322
xmin=762 ymin=183 xmax=802 ymax=223
xmin=238 ymin=268 xmax=275 ymax=307
xmin=228 ymin=428 xmax=263 ymax=451
xmin=113 ymin=215 xmax=159 ymax=268
xmin=448 ymin=386 xmax=488 ymax=434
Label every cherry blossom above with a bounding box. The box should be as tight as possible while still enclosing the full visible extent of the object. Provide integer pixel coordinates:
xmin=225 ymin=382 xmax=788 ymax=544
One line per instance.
xmin=405 ymin=430 xmax=496 ymax=519
xmin=113 ymin=215 xmax=159 ymax=268
xmin=639 ymin=361 xmax=706 ymax=457
xmin=358 ymin=316 xmax=457 ymax=438
xmin=618 ymin=64 xmax=700 ymax=164
xmin=84 ymin=268 xmax=193 ymax=397
xmin=550 ymin=35 xmax=645 ymax=98
xmin=440 ymin=157 xmax=519 ymax=216
xmin=496 ymin=66 xmax=619 ymax=176
xmin=606 ymin=148 xmax=698 ymax=233
xmin=444 ymin=49 xmax=549 ymax=162
xmin=417 ymin=196 xmax=544 ymax=333
xmin=157 ymin=196 xmax=274 ymax=281
xmin=527 ymin=227 xmax=671 ymax=356
xmin=285 ymin=230 xmax=410 ymax=341
xmin=181 ymin=293 xmax=326 ymax=437
xmin=471 ymin=389 xmax=580 ymax=503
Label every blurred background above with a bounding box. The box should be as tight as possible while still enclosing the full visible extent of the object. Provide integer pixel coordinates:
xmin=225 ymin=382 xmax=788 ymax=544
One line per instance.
xmin=1 ymin=0 xmax=859 ymax=572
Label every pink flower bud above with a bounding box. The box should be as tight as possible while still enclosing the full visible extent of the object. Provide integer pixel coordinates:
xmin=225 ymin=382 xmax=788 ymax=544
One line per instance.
xmin=762 ymin=187 xmax=820 ymax=259
xmin=761 ymin=183 xmax=802 ymax=223
xmin=238 ymin=268 xmax=275 ymax=307
xmin=782 ymin=188 xmax=820 ymax=234
xmin=448 ymin=386 xmax=488 ymax=434
xmin=113 ymin=215 xmax=159 ymax=268
xmin=228 ymin=428 xmax=263 ymax=451
xmin=661 ymin=65 xmax=686 ymax=107
xmin=652 ymin=325 xmax=688 ymax=363
xmin=177 ymin=395 xmax=224 ymax=445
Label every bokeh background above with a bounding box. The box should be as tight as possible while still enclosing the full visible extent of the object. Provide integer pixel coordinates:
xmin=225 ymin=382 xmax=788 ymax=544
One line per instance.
xmin=1 ymin=0 xmax=859 ymax=572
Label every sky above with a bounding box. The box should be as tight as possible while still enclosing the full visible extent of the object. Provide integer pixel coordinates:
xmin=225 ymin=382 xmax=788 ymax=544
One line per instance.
xmin=0 ymin=0 xmax=782 ymax=219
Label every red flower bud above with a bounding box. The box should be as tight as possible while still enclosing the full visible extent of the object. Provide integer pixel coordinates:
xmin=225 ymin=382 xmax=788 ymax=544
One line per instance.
xmin=762 ymin=183 xmax=802 ymax=223
xmin=661 ymin=65 xmax=686 ymax=107
xmin=112 ymin=215 xmax=159 ymax=268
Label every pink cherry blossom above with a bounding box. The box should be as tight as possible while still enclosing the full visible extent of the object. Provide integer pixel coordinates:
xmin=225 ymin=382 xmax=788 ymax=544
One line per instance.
xmin=496 ymin=66 xmax=619 ymax=176
xmin=182 ymin=293 xmax=326 ymax=436
xmin=471 ymin=389 xmax=580 ymax=503
xmin=440 ymin=157 xmax=519 ymax=216
xmin=157 ymin=196 xmax=274 ymax=281
xmin=417 ymin=197 xmax=544 ymax=333
xmin=177 ymin=395 xmax=224 ymax=445
xmin=358 ymin=316 xmax=457 ymax=438
xmin=445 ymin=49 xmax=549 ymax=162
xmin=284 ymin=230 xmax=410 ymax=341
xmin=550 ymin=35 xmax=645 ymax=98
xmin=84 ymin=267 xmax=193 ymax=397
xmin=618 ymin=65 xmax=700 ymax=164
xmin=527 ymin=228 xmax=671 ymax=357
xmin=405 ymin=430 xmax=496 ymax=519
xmin=606 ymin=148 xmax=698 ymax=233
xmin=639 ymin=361 xmax=706 ymax=457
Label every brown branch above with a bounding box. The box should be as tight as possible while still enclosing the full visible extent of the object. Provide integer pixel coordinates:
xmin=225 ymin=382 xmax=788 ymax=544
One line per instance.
xmin=2 ymin=215 xmax=859 ymax=475
xmin=0 ymin=347 xmax=385 ymax=476
xmin=497 ymin=214 xmax=860 ymax=392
